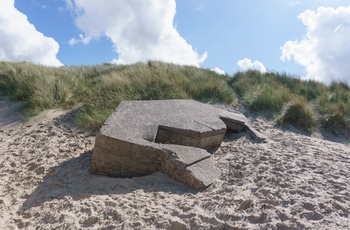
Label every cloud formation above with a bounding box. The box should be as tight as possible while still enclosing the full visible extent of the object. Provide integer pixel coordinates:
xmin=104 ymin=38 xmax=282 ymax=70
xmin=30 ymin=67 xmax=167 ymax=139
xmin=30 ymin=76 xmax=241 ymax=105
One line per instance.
xmin=0 ymin=0 xmax=62 ymax=66
xmin=211 ymin=67 xmax=225 ymax=75
xmin=68 ymin=34 xmax=91 ymax=45
xmin=237 ymin=58 xmax=267 ymax=73
xmin=68 ymin=0 xmax=207 ymax=66
xmin=281 ymin=6 xmax=350 ymax=83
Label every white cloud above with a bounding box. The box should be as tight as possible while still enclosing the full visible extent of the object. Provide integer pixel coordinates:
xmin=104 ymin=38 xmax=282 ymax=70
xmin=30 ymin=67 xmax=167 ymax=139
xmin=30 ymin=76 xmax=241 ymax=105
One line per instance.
xmin=68 ymin=34 xmax=92 ymax=45
xmin=59 ymin=0 xmax=74 ymax=12
xmin=0 ymin=0 xmax=62 ymax=66
xmin=237 ymin=58 xmax=267 ymax=73
xmin=211 ymin=67 xmax=225 ymax=75
xmin=281 ymin=6 xmax=350 ymax=83
xmin=68 ymin=0 xmax=207 ymax=66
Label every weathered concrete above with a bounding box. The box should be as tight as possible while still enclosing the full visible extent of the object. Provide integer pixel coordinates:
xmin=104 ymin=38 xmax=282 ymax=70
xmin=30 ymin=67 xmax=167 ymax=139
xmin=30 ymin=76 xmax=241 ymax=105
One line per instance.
xmin=91 ymin=100 xmax=265 ymax=189
xmin=245 ymin=123 xmax=268 ymax=142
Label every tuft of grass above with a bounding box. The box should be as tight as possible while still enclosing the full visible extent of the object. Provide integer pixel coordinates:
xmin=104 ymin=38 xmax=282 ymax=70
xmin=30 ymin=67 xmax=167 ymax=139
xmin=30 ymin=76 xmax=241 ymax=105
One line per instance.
xmin=246 ymin=84 xmax=291 ymax=111
xmin=277 ymin=96 xmax=316 ymax=132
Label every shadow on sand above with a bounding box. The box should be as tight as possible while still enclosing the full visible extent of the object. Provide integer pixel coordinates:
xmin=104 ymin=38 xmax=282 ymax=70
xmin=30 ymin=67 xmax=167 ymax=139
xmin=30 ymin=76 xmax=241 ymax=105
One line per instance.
xmin=22 ymin=150 xmax=196 ymax=211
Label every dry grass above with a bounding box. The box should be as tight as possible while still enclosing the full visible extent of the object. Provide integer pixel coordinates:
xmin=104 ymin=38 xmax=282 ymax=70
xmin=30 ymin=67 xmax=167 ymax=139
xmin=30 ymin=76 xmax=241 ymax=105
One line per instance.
xmin=277 ymin=96 xmax=316 ymax=132
xmin=229 ymin=70 xmax=350 ymax=135
xmin=0 ymin=61 xmax=235 ymax=129
xmin=1 ymin=62 xmax=350 ymax=135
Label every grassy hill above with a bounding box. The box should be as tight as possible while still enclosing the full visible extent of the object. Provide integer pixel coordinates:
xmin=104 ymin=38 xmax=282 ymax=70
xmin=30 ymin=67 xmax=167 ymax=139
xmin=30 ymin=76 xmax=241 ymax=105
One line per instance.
xmin=1 ymin=61 xmax=349 ymax=136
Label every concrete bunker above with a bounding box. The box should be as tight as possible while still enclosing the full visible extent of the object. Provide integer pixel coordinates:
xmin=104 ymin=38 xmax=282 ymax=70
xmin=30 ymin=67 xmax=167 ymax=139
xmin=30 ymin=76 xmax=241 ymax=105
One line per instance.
xmin=90 ymin=100 xmax=265 ymax=189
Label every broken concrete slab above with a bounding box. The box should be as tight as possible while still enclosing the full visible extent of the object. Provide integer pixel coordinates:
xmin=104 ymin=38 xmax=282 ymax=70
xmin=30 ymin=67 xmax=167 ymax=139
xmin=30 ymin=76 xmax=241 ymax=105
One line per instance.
xmin=160 ymin=145 xmax=220 ymax=189
xmin=185 ymin=158 xmax=221 ymax=188
xmin=245 ymin=123 xmax=268 ymax=143
xmin=91 ymin=100 xmax=265 ymax=189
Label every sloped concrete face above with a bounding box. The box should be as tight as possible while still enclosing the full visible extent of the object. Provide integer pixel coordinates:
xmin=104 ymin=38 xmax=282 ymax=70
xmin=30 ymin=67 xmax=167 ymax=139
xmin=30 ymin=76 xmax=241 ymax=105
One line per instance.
xmin=91 ymin=100 xmax=262 ymax=189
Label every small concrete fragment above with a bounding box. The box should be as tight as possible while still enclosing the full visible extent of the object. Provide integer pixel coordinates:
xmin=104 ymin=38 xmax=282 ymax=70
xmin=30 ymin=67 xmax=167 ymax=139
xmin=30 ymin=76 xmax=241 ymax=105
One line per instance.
xmin=160 ymin=145 xmax=219 ymax=189
xmin=245 ymin=123 xmax=267 ymax=142
xmin=91 ymin=100 xmax=264 ymax=189
xmin=185 ymin=158 xmax=221 ymax=189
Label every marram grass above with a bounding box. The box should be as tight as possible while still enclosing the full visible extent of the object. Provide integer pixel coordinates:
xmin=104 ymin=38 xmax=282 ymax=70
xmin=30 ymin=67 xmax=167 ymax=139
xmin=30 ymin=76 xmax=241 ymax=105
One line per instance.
xmin=277 ymin=96 xmax=316 ymax=132
xmin=0 ymin=61 xmax=235 ymax=129
xmin=229 ymin=70 xmax=350 ymax=135
xmin=1 ymin=62 xmax=350 ymax=135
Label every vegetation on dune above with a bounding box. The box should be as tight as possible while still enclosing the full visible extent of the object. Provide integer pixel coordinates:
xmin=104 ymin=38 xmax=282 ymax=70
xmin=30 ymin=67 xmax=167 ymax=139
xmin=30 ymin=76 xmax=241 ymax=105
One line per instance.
xmin=277 ymin=96 xmax=316 ymax=132
xmin=0 ymin=61 xmax=349 ymax=136
xmin=229 ymin=70 xmax=350 ymax=134
xmin=228 ymin=70 xmax=327 ymax=111
xmin=0 ymin=61 xmax=235 ymax=129
xmin=317 ymin=81 xmax=350 ymax=134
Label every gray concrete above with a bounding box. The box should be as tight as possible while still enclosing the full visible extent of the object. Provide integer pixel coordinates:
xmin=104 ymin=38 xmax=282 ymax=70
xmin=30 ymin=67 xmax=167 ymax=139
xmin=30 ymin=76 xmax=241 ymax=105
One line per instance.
xmin=91 ymin=100 xmax=265 ymax=189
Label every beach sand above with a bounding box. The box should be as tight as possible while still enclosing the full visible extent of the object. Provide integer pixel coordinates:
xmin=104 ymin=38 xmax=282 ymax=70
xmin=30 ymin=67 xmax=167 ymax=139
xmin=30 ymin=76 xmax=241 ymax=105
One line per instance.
xmin=0 ymin=99 xmax=349 ymax=229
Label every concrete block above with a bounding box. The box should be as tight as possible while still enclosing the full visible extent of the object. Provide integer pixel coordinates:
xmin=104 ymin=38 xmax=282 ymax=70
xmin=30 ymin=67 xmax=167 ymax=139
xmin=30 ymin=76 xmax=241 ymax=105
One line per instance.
xmin=91 ymin=100 xmax=266 ymax=189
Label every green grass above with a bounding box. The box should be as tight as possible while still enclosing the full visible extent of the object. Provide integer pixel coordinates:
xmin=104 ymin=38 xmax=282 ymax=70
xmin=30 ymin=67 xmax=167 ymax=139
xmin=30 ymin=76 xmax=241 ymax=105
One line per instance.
xmin=1 ymin=62 xmax=350 ymax=136
xmin=317 ymin=81 xmax=350 ymax=134
xmin=229 ymin=70 xmax=350 ymax=135
xmin=229 ymin=71 xmax=292 ymax=111
xmin=277 ymin=96 xmax=316 ymax=132
xmin=0 ymin=62 xmax=77 ymax=115
xmin=0 ymin=61 xmax=235 ymax=129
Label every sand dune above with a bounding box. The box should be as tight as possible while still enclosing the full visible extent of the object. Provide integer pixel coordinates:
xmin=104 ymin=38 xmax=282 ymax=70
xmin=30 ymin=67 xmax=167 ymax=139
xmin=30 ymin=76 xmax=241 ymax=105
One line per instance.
xmin=0 ymin=100 xmax=349 ymax=229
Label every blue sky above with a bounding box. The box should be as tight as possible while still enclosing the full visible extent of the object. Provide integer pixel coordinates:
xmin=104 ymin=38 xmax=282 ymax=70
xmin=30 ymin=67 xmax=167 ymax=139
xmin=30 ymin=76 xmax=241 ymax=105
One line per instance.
xmin=1 ymin=0 xmax=350 ymax=83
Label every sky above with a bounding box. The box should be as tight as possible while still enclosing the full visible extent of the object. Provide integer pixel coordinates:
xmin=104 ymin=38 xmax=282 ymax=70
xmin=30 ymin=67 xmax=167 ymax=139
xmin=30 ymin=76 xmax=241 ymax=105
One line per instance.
xmin=1 ymin=0 xmax=350 ymax=83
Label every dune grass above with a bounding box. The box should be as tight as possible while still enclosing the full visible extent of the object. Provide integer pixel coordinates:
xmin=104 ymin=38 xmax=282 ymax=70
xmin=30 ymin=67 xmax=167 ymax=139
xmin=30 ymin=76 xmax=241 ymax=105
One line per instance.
xmin=0 ymin=61 xmax=235 ymax=129
xmin=317 ymin=81 xmax=350 ymax=134
xmin=228 ymin=70 xmax=327 ymax=111
xmin=277 ymin=96 xmax=316 ymax=132
xmin=229 ymin=70 xmax=349 ymax=134
xmin=0 ymin=62 xmax=77 ymax=115
xmin=1 ymin=62 xmax=349 ymax=135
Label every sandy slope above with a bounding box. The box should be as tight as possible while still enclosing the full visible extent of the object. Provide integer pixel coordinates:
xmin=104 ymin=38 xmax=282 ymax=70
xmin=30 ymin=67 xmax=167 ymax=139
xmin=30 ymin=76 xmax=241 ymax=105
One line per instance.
xmin=0 ymin=100 xmax=349 ymax=229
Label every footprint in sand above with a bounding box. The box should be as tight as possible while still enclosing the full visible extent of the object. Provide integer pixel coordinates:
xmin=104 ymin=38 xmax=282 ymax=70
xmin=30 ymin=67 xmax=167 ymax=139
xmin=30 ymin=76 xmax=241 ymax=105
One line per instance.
xmin=303 ymin=202 xmax=317 ymax=211
xmin=237 ymin=199 xmax=254 ymax=210
xmin=80 ymin=216 xmax=99 ymax=227
xmin=276 ymin=210 xmax=290 ymax=221
xmin=303 ymin=211 xmax=324 ymax=221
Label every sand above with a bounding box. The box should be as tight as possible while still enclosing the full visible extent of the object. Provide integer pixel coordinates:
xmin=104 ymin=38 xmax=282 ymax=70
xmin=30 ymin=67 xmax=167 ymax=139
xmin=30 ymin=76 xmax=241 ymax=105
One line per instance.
xmin=0 ymin=99 xmax=349 ymax=229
